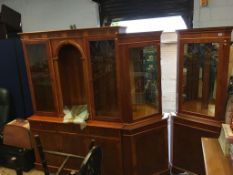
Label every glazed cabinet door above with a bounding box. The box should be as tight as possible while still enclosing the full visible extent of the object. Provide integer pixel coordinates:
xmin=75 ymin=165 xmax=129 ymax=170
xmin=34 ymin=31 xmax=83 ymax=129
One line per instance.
xmin=126 ymin=43 xmax=161 ymax=121
xmin=179 ymin=41 xmax=229 ymax=119
xmin=22 ymin=41 xmax=58 ymax=115
xmin=118 ymin=32 xmax=162 ymax=122
xmin=88 ymin=39 xmax=120 ymax=121
xmin=173 ymin=27 xmax=233 ymax=174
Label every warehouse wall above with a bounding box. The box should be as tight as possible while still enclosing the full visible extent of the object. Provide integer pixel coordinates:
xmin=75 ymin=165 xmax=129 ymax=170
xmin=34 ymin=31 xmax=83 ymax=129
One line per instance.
xmin=161 ymin=32 xmax=178 ymax=113
xmin=193 ymin=0 xmax=233 ymax=27
xmin=1 ymin=0 xmax=231 ymax=113
xmin=0 ymin=0 xmax=99 ymax=32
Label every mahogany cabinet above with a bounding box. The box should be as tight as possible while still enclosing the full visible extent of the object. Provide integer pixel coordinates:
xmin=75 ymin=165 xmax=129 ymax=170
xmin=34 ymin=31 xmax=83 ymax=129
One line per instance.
xmin=173 ymin=27 xmax=233 ymax=175
xmin=20 ymin=27 xmax=168 ymax=175
xmin=201 ymin=138 xmax=233 ymax=175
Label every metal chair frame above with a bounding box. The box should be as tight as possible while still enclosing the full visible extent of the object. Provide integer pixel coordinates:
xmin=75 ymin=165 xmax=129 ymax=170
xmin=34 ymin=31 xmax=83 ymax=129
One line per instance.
xmin=34 ymin=135 xmax=102 ymax=175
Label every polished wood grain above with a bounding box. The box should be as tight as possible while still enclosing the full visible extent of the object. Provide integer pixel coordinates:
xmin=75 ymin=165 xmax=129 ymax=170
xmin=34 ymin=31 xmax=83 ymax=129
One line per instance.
xmin=182 ymin=100 xmax=215 ymax=117
xmin=122 ymin=119 xmax=168 ymax=175
xmin=118 ymin=33 xmax=162 ymax=122
xmin=19 ymin=27 xmax=126 ymax=40
xmin=173 ymin=27 xmax=233 ymax=174
xmin=202 ymin=137 xmax=233 ymax=175
xmin=20 ymin=27 xmax=168 ymax=175
xmin=57 ymin=44 xmax=87 ymax=108
xmin=177 ymin=27 xmax=233 ymax=120
xmin=28 ymin=116 xmax=168 ymax=175
xmin=29 ymin=118 xmax=123 ymax=175
xmin=132 ymin=104 xmax=159 ymax=120
xmin=173 ymin=115 xmax=221 ymax=175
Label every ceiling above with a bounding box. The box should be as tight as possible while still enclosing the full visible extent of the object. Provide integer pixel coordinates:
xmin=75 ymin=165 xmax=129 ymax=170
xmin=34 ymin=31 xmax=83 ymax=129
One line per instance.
xmin=93 ymin=0 xmax=194 ymax=28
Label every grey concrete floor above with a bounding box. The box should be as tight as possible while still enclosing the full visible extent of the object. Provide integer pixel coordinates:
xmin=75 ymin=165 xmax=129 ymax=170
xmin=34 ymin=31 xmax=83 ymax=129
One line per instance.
xmin=0 ymin=167 xmax=43 ymax=175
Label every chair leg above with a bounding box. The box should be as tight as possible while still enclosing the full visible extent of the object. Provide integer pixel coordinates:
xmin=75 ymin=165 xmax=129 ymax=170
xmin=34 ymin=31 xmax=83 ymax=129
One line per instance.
xmin=34 ymin=135 xmax=50 ymax=175
xmin=88 ymin=139 xmax=95 ymax=150
xmin=15 ymin=169 xmax=23 ymax=175
xmin=10 ymin=156 xmax=23 ymax=175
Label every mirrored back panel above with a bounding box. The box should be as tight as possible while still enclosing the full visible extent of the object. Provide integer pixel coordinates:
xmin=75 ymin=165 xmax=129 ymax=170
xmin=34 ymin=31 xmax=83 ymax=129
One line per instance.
xmin=129 ymin=45 xmax=159 ymax=120
xmin=57 ymin=44 xmax=87 ymax=109
xmin=181 ymin=43 xmax=219 ymax=117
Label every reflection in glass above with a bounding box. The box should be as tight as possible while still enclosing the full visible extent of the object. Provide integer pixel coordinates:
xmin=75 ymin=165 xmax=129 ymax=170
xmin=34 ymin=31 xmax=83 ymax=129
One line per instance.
xmin=129 ymin=46 xmax=159 ymax=119
xmin=26 ymin=44 xmax=55 ymax=112
xmin=89 ymin=40 xmax=118 ymax=117
xmin=182 ymin=43 xmax=219 ymax=117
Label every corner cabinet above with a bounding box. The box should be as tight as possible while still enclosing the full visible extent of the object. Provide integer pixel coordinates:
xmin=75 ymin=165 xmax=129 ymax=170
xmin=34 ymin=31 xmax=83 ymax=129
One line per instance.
xmin=173 ymin=27 xmax=233 ymax=175
xmin=20 ymin=27 xmax=168 ymax=175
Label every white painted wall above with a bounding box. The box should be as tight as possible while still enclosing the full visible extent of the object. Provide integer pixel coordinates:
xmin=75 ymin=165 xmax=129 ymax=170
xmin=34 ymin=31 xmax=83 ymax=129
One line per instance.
xmin=0 ymin=0 xmax=99 ymax=32
xmin=161 ymin=32 xmax=178 ymax=113
xmin=193 ymin=0 xmax=233 ymax=28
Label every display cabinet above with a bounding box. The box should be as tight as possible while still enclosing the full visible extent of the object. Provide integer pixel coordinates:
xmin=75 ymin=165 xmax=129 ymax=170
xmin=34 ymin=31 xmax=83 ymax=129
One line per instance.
xmin=20 ymin=27 xmax=168 ymax=175
xmin=173 ymin=27 xmax=233 ymax=175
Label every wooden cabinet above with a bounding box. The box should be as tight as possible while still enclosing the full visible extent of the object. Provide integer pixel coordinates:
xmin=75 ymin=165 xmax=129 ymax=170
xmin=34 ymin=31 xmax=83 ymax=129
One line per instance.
xmin=20 ymin=27 xmax=168 ymax=175
xmin=173 ymin=27 xmax=233 ymax=175
xmin=201 ymin=138 xmax=233 ymax=175
xmin=29 ymin=117 xmax=123 ymax=175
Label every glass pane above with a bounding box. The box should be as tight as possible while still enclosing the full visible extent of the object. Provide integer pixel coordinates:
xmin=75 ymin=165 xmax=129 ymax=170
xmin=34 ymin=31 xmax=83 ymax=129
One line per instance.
xmin=129 ymin=45 xmax=159 ymax=120
xmin=89 ymin=40 xmax=118 ymax=117
xmin=26 ymin=44 xmax=55 ymax=112
xmin=182 ymin=43 xmax=219 ymax=117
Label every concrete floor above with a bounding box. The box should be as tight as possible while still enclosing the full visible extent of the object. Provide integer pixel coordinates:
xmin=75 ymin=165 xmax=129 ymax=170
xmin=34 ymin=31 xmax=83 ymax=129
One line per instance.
xmin=0 ymin=167 xmax=43 ymax=175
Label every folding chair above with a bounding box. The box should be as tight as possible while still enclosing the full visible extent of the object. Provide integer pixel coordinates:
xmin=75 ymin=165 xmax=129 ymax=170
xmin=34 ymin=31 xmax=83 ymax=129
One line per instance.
xmin=34 ymin=135 xmax=102 ymax=175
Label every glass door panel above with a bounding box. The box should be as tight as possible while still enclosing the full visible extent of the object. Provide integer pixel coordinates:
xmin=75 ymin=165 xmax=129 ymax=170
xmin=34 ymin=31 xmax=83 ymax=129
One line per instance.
xmin=181 ymin=43 xmax=219 ymax=117
xmin=89 ymin=40 xmax=118 ymax=118
xmin=26 ymin=43 xmax=55 ymax=112
xmin=129 ymin=45 xmax=159 ymax=120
